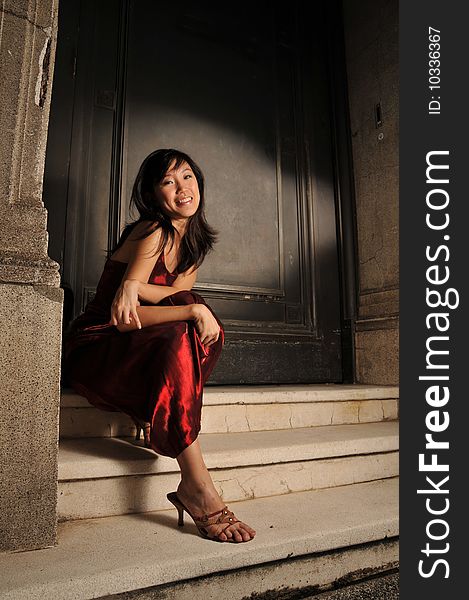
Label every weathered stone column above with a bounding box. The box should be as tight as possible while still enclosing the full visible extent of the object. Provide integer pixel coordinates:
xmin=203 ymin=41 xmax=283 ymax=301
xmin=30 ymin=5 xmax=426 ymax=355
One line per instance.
xmin=342 ymin=0 xmax=399 ymax=385
xmin=0 ymin=0 xmax=62 ymax=552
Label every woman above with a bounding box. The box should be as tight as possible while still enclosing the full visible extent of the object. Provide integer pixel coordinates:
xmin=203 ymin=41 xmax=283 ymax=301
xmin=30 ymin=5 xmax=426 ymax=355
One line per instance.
xmin=62 ymin=149 xmax=256 ymax=543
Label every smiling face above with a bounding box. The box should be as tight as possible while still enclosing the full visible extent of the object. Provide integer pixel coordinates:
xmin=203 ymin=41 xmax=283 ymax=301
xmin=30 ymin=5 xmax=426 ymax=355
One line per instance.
xmin=154 ymin=160 xmax=201 ymax=226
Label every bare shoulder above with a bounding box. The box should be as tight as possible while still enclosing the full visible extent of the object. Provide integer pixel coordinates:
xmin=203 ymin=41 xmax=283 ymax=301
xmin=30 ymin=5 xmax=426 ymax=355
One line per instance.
xmin=120 ymin=220 xmax=164 ymax=281
xmin=126 ymin=220 xmax=163 ymax=258
xmin=112 ymin=220 xmax=162 ymax=263
xmin=127 ymin=220 xmax=161 ymax=242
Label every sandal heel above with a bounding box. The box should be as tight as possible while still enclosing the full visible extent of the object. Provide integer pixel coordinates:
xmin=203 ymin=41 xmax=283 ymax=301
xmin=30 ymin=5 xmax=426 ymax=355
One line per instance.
xmin=177 ymin=507 xmax=184 ymax=526
xmin=167 ymin=492 xmax=185 ymax=526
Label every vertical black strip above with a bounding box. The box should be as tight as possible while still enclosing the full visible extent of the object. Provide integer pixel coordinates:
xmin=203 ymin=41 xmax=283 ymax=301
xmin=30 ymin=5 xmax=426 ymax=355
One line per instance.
xmin=108 ymin=0 xmax=129 ymax=252
xmin=400 ymin=1 xmax=468 ymax=596
xmin=325 ymin=0 xmax=359 ymax=383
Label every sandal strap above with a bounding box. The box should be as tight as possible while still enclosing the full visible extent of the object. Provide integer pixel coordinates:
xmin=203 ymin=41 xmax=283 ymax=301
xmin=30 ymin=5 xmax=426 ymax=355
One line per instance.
xmin=193 ymin=506 xmax=239 ymax=526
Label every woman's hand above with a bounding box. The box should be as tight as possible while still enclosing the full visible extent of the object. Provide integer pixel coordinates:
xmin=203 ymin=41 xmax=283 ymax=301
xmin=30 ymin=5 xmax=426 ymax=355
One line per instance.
xmin=109 ymin=279 xmax=142 ymax=329
xmin=191 ymin=304 xmax=220 ymax=348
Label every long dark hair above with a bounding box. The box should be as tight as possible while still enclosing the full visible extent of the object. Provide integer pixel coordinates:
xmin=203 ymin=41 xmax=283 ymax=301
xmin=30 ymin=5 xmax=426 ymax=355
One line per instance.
xmin=108 ymin=149 xmax=218 ymax=274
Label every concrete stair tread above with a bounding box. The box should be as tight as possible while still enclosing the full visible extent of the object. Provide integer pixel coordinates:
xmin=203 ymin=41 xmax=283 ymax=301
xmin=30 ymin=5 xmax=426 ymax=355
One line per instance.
xmin=59 ymin=421 xmax=398 ymax=480
xmin=60 ymin=383 xmax=399 ymax=408
xmin=0 ymin=478 xmax=399 ymax=600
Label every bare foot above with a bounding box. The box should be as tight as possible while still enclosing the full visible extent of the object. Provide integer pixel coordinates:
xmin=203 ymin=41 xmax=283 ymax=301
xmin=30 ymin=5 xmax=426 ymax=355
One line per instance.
xmin=176 ymin=480 xmax=256 ymax=542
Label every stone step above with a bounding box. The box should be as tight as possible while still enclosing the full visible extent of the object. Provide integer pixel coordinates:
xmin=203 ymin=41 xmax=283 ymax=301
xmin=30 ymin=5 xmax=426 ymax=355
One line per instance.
xmin=58 ymin=421 xmax=398 ymax=520
xmin=0 ymin=478 xmax=399 ymax=600
xmin=59 ymin=384 xmax=399 ymax=438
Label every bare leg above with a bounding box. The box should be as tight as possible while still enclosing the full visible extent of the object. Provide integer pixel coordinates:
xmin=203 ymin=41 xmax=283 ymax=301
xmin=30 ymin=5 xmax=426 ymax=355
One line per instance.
xmin=175 ymin=438 xmax=256 ymax=542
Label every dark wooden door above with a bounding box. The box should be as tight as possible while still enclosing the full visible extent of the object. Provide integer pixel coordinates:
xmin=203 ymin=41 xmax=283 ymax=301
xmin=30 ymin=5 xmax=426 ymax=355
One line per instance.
xmin=45 ymin=0 xmax=344 ymax=384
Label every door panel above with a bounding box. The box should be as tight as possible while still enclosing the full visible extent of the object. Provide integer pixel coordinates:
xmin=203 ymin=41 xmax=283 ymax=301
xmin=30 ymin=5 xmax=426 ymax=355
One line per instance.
xmin=123 ymin=1 xmax=283 ymax=295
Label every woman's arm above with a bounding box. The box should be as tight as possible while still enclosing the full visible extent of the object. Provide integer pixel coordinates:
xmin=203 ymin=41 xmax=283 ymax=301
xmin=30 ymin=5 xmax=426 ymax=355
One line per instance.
xmin=116 ymin=302 xmax=221 ymax=349
xmin=136 ymin=267 xmax=198 ymax=304
xmin=116 ymin=303 xmax=196 ymax=333
xmin=110 ymin=223 xmax=164 ymax=328
xmin=110 ymin=262 xmax=198 ymax=328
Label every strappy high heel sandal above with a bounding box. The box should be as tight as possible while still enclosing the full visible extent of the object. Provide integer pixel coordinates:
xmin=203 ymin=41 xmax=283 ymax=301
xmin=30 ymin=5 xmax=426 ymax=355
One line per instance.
xmin=132 ymin=417 xmax=151 ymax=448
xmin=166 ymin=491 xmax=252 ymax=543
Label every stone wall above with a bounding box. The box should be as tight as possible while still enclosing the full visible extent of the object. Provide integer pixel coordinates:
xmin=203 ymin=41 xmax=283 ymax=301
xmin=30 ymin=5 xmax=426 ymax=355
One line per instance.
xmin=0 ymin=0 xmax=62 ymax=552
xmin=342 ymin=0 xmax=399 ymax=385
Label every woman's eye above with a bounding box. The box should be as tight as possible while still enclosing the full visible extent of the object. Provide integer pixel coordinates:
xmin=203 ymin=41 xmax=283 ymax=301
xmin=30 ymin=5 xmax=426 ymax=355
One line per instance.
xmin=184 ymin=174 xmax=192 ymax=179
xmin=163 ymin=180 xmax=173 ymax=185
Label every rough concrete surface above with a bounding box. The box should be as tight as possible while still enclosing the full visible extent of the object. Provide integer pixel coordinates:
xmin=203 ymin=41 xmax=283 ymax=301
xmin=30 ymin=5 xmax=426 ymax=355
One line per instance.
xmin=301 ymin=572 xmax=398 ymax=599
xmin=355 ymin=327 xmax=399 ymax=386
xmin=0 ymin=0 xmax=59 ymax=213
xmin=0 ymin=0 xmax=63 ymax=554
xmin=62 ymin=384 xmax=400 ymax=407
xmin=55 ymin=421 xmax=398 ymax=520
xmin=0 ymin=283 xmax=63 ymax=552
xmin=60 ymin=397 xmax=399 ymax=438
xmin=342 ymin=0 xmax=399 ymax=385
xmin=0 ymin=479 xmax=398 ymax=600
xmin=97 ymin=558 xmax=399 ymax=600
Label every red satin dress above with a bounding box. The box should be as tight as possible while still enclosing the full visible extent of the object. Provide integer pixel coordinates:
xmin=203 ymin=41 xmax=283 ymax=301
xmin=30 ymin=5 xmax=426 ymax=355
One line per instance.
xmin=62 ymin=252 xmax=225 ymax=458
